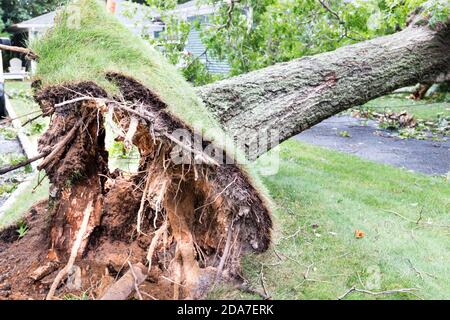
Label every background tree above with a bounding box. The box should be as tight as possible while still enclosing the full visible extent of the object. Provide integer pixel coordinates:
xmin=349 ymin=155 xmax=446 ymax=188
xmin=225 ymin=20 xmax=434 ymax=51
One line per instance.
xmin=201 ymin=0 xmax=449 ymax=75
xmin=133 ymin=0 xmax=448 ymax=86
xmin=0 ymin=0 xmax=66 ymax=32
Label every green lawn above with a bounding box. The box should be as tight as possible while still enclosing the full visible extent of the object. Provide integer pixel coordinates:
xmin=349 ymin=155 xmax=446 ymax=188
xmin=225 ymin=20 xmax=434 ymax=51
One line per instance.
xmin=210 ymin=141 xmax=450 ymax=300
xmin=0 ymin=173 xmax=49 ymax=228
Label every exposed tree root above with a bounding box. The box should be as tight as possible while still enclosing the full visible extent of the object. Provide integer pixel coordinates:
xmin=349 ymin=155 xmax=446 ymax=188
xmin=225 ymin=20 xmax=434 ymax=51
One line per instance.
xmin=0 ymin=76 xmax=272 ymax=300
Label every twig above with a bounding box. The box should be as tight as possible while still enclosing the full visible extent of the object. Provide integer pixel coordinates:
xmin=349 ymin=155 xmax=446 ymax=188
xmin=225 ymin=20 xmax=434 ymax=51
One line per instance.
xmin=272 ymin=249 xmax=305 ymax=267
xmin=383 ymin=209 xmax=450 ymax=229
xmin=236 ymin=282 xmax=270 ymax=300
xmin=316 ymin=0 xmax=364 ymax=41
xmin=127 ymin=261 xmax=143 ymax=300
xmin=32 ymin=171 xmax=47 ymax=193
xmin=164 ymin=133 xmax=219 ymax=166
xmin=160 ymin=275 xmax=185 ymax=287
xmin=223 ymin=0 xmax=239 ymax=29
xmin=46 ymin=200 xmax=94 ymax=300
xmin=278 ymin=227 xmax=302 ymax=242
xmin=273 ymin=248 xmax=284 ymax=261
xmin=136 ymin=163 xmax=153 ymax=236
xmin=0 ymin=153 xmax=47 ymax=175
xmin=407 ymin=258 xmax=436 ymax=280
xmin=141 ymin=291 xmax=158 ymax=300
xmin=407 ymin=258 xmax=424 ymax=281
xmin=302 ymin=263 xmax=314 ymax=280
xmin=383 ymin=209 xmax=416 ymax=223
xmin=100 ymin=262 xmax=147 ymax=300
xmin=124 ymin=116 xmax=139 ymax=150
xmin=22 ymin=113 xmax=45 ymax=127
xmin=416 ymin=207 xmax=424 ymax=225
xmin=0 ymin=44 xmax=39 ymax=60
xmin=0 ymin=110 xmax=42 ymax=125
xmin=337 ymin=286 xmax=417 ymax=300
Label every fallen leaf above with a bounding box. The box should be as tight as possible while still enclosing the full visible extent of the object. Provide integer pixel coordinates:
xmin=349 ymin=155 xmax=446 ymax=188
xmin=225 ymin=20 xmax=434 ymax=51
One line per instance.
xmin=355 ymin=230 xmax=365 ymax=239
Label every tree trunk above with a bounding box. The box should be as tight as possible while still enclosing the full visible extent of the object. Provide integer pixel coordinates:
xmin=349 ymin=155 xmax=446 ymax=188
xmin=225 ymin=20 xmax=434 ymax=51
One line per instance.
xmin=198 ymin=21 xmax=450 ymax=160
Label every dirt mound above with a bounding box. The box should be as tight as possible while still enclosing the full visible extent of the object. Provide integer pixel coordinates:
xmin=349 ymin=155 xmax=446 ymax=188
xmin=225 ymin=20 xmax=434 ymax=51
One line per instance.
xmin=0 ymin=0 xmax=272 ymax=300
xmin=0 ymin=75 xmax=272 ymax=300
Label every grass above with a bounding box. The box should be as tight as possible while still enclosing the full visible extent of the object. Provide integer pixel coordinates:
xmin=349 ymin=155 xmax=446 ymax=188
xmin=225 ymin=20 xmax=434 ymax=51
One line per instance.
xmin=209 ymin=140 xmax=450 ymax=300
xmin=0 ymin=173 xmax=49 ymax=229
xmin=361 ymin=93 xmax=450 ymax=122
xmin=5 ymin=80 xmax=49 ymax=147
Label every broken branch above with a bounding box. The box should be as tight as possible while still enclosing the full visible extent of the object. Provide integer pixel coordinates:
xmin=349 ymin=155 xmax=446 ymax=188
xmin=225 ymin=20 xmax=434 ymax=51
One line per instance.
xmin=0 ymin=153 xmax=47 ymax=175
xmin=0 ymin=44 xmax=39 ymax=60
xmin=337 ymin=286 xmax=417 ymax=300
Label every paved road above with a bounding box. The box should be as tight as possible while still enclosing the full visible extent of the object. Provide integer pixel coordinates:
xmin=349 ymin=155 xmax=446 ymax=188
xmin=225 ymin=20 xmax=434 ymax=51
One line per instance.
xmin=296 ymin=115 xmax=450 ymax=176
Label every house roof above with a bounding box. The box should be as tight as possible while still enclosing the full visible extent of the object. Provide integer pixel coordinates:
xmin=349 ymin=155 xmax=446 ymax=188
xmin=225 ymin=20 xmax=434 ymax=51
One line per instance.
xmin=167 ymin=0 xmax=218 ymax=19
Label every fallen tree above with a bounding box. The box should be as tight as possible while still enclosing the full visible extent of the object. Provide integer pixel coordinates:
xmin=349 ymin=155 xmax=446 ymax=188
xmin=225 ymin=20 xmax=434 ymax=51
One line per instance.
xmin=198 ymin=13 xmax=450 ymax=160
xmin=0 ymin=0 xmax=448 ymax=300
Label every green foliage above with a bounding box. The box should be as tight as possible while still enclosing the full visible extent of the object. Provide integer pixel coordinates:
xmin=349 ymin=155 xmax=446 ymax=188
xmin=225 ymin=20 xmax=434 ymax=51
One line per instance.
xmin=124 ymin=0 xmax=219 ymax=85
xmin=199 ymin=0 xmax=449 ymax=75
xmin=0 ymin=127 xmax=17 ymax=140
xmin=339 ymin=130 xmax=351 ymax=138
xmin=0 ymin=153 xmax=26 ymax=166
xmin=16 ymin=220 xmax=28 ymax=239
xmin=107 ymin=140 xmax=136 ymax=159
xmin=63 ymin=292 xmax=90 ymax=300
xmin=354 ymin=92 xmax=450 ymax=139
xmin=0 ymin=182 xmax=17 ymax=196
xmin=65 ymin=169 xmax=85 ymax=187
xmin=125 ymin=0 xmax=449 ymax=81
xmin=8 ymin=88 xmax=34 ymax=101
xmin=30 ymin=122 xmax=45 ymax=135
xmin=181 ymin=55 xmax=223 ymax=86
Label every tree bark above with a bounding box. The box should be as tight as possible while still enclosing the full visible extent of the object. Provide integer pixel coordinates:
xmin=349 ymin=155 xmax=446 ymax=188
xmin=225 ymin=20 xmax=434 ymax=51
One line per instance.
xmin=198 ymin=22 xmax=450 ymax=160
